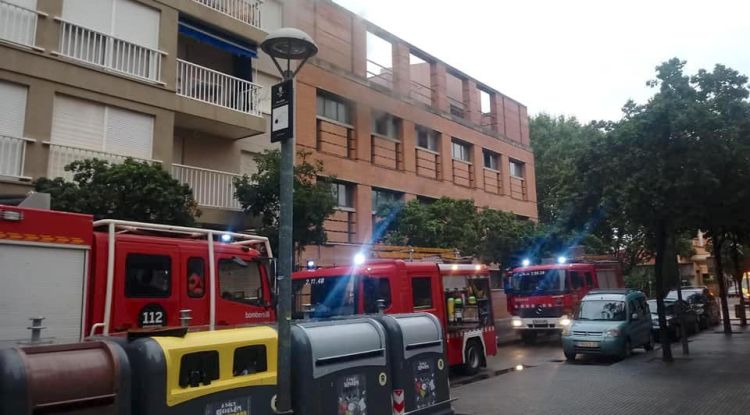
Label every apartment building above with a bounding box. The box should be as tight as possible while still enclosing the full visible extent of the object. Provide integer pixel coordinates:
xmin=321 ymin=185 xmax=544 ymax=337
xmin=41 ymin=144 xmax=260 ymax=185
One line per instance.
xmin=0 ymin=0 xmax=275 ymax=226
xmin=0 ymin=0 xmax=537 ymax=265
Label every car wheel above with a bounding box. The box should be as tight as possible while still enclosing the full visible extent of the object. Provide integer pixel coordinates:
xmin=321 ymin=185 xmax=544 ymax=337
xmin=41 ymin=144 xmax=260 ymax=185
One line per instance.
xmin=461 ymin=341 xmax=483 ymax=376
xmin=564 ymin=350 xmax=576 ymax=361
xmin=644 ymin=333 xmax=654 ymax=351
xmin=620 ymin=338 xmax=632 ymax=360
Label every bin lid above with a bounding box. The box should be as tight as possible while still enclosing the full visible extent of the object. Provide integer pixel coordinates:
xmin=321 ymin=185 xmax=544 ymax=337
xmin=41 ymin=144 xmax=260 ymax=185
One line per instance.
xmin=384 ymin=313 xmax=443 ymax=360
xmin=296 ymin=318 xmax=386 ymax=379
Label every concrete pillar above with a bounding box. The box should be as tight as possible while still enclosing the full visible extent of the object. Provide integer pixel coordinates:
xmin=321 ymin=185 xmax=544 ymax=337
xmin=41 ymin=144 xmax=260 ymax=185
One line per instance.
xmin=23 ymin=83 xmax=54 ymax=179
xmin=464 ymin=78 xmax=481 ymax=126
xmin=295 ymin=82 xmax=317 ymax=150
xmin=471 ymin=143 xmax=484 ymax=190
xmin=355 ymin=183 xmax=373 ymax=243
xmin=439 ymin=132 xmax=452 ymax=183
xmin=392 ymin=41 xmax=410 ymax=97
xmin=493 ymin=94 xmax=507 ymax=138
xmin=500 ymin=154 xmax=511 ymax=196
xmin=351 ymin=18 xmax=368 ymax=79
xmin=355 ymin=102 xmax=372 ymax=162
xmin=431 ymin=62 xmax=448 ymax=113
xmin=401 ymin=119 xmax=416 ymax=173
xmin=152 ymin=111 xmax=175 ymax=168
xmin=160 ymin=7 xmax=179 ymax=91
xmin=35 ymin=0 xmax=62 ymax=54
xmin=520 ymin=105 xmax=530 ymax=146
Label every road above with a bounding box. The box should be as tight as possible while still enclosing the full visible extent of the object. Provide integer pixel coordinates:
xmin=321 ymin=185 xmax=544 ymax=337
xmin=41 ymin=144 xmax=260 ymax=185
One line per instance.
xmin=450 ymin=324 xmax=750 ymax=415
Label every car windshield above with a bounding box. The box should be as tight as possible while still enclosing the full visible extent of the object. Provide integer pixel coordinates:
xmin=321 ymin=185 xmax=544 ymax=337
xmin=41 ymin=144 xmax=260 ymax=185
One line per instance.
xmin=292 ymin=275 xmax=358 ymax=319
xmin=510 ymin=269 xmax=567 ymax=295
xmin=666 ymin=289 xmax=702 ymax=299
xmin=576 ymin=300 xmax=626 ymax=321
xmin=647 ymin=300 xmax=675 ymax=315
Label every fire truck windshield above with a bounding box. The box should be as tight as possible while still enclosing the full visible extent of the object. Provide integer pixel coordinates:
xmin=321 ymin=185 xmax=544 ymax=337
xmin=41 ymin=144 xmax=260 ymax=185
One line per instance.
xmin=510 ymin=269 xmax=568 ymax=295
xmin=292 ymin=275 xmax=359 ymax=319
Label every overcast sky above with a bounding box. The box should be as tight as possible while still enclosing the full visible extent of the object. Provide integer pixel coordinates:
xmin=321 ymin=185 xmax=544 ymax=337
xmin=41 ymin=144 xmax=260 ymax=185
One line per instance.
xmin=333 ymin=0 xmax=750 ymax=123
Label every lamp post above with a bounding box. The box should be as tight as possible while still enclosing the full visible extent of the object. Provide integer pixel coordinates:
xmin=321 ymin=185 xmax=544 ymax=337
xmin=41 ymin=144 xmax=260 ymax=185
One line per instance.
xmin=260 ymin=28 xmax=318 ymax=414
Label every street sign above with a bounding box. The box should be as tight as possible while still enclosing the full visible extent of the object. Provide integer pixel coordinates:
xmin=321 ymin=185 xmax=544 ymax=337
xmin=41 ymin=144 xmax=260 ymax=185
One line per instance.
xmin=271 ymin=79 xmax=293 ymax=143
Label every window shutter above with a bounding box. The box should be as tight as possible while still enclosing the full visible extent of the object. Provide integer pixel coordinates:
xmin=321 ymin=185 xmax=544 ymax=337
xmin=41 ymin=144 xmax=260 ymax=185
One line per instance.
xmin=113 ymin=0 xmax=159 ymax=49
xmin=62 ymin=0 xmax=113 ymax=34
xmin=6 ymin=0 xmax=36 ymax=10
xmin=105 ymin=106 xmax=154 ymax=159
xmin=0 ymin=81 xmax=27 ymax=138
xmin=51 ymin=95 xmax=105 ymax=151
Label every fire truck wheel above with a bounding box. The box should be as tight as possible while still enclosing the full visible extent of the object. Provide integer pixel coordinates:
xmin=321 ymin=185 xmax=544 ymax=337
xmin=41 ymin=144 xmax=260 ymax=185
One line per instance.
xmin=521 ymin=331 xmax=537 ymax=345
xmin=461 ymin=341 xmax=483 ymax=375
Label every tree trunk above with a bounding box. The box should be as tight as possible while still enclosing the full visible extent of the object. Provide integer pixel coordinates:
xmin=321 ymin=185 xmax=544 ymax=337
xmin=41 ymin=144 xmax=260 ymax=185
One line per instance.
xmin=654 ymin=222 xmax=673 ymax=361
xmin=666 ymin=234 xmax=689 ymax=355
xmin=713 ymin=232 xmax=732 ymax=334
xmin=731 ymin=238 xmax=747 ymax=327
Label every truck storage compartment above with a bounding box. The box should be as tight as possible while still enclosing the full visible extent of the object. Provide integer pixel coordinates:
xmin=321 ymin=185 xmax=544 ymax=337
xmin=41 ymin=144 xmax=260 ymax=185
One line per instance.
xmin=0 ymin=341 xmax=130 ymax=415
xmin=122 ymin=326 xmax=278 ymax=415
xmin=291 ymin=318 xmax=391 ymax=415
xmin=376 ymin=313 xmax=453 ymax=415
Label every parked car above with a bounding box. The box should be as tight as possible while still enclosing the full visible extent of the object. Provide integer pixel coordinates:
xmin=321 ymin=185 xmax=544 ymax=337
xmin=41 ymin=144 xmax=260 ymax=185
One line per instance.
xmin=562 ymin=289 xmax=653 ymax=361
xmin=666 ymin=287 xmax=720 ymax=329
xmin=647 ymin=299 xmax=700 ymax=341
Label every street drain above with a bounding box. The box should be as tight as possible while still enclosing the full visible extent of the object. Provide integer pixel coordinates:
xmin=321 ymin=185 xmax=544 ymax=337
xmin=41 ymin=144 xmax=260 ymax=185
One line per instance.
xmin=450 ymin=365 xmax=535 ymax=387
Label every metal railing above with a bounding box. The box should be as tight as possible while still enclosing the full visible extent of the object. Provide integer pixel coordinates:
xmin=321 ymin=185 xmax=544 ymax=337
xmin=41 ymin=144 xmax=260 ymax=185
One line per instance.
xmin=171 ymin=163 xmax=242 ymax=210
xmin=57 ymin=18 xmax=165 ymax=83
xmin=47 ymin=143 xmax=156 ymax=180
xmin=366 ymin=59 xmax=393 ymax=89
xmin=410 ymin=79 xmax=433 ymax=107
xmin=0 ymin=135 xmax=32 ymax=179
xmin=177 ymin=59 xmax=262 ymax=116
xmin=0 ymin=0 xmax=38 ymax=48
xmin=193 ymin=0 xmax=262 ymax=29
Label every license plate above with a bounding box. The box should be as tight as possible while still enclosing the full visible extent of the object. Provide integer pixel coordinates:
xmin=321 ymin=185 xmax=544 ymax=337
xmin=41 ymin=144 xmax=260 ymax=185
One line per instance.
xmin=532 ymin=320 xmax=547 ymax=325
xmin=576 ymin=341 xmax=599 ymax=348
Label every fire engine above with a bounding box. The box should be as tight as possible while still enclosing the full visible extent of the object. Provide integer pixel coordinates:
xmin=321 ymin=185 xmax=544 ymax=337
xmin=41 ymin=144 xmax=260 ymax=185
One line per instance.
xmin=291 ymin=259 xmax=497 ymax=374
xmin=506 ymin=259 xmax=623 ymax=344
xmin=0 ymin=203 xmax=276 ymax=346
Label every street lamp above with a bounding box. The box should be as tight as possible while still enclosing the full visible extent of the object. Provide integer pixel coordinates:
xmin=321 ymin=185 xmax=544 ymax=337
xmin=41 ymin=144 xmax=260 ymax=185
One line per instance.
xmin=261 ymin=28 xmax=318 ymax=414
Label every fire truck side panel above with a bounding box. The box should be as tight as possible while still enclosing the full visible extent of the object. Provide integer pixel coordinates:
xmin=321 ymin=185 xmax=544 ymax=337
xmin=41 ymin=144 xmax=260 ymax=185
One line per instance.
xmin=0 ymin=206 xmax=93 ymax=345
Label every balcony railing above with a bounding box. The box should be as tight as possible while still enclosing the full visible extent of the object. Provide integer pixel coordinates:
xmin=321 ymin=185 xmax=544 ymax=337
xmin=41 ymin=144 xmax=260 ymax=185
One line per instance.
xmin=171 ymin=163 xmax=241 ymax=210
xmin=193 ymin=0 xmax=262 ymax=29
xmin=0 ymin=0 xmax=39 ymax=48
xmin=56 ymin=18 xmax=165 ymax=83
xmin=0 ymin=135 xmax=32 ymax=179
xmin=177 ymin=59 xmax=262 ymax=116
xmin=47 ymin=143 xmax=157 ymax=181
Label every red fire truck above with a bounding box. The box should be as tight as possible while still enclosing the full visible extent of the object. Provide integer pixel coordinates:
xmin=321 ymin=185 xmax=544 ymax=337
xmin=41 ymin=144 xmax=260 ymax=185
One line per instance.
xmin=291 ymin=259 xmax=497 ymax=374
xmin=506 ymin=260 xmax=623 ymax=344
xmin=0 ymin=204 xmax=276 ymax=346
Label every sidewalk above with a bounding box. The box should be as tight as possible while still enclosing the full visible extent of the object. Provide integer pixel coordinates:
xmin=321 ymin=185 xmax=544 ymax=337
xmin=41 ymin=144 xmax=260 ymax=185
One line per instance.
xmin=452 ymin=324 xmax=750 ymax=415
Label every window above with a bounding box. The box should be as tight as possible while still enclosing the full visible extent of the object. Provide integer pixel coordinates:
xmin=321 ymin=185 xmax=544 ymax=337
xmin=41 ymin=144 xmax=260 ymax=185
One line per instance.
xmin=416 ymin=125 xmax=438 ymax=151
xmin=316 ymin=91 xmax=351 ymax=124
xmin=452 ymin=140 xmax=471 ymax=163
xmin=233 ymin=345 xmax=267 ymax=376
xmin=479 ymin=89 xmax=492 ymax=114
xmin=292 ymin=276 xmax=358 ymax=319
xmin=412 ymin=277 xmax=433 ymax=309
xmin=363 ymin=278 xmax=392 ymax=313
xmin=179 ymin=351 xmax=219 ymax=388
xmin=372 ymin=188 xmax=402 ymax=213
xmin=187 ymin=257 xmax=206 ymax=298
xmin=219 ymin=258 xmax=264 ymax=305
xmin=0 ymin=81 xmax=28 ymax=178
xmin=570 ymin=271 xmax=585 ymax=290
xmin=510 ymin=160 xmax=525 ymax=178
xmin=409 ymin=52 xmax=432 ymax=106
xmin=366 ymin=31 xmax=393 ymax=88
xmin=63 ymin=0 xmax=160 ymax=49
xmin=372 ymin=111 xmax=400 ymax=139
xmin=125 ymin=254 xmax=171 ymax=298
xmin=483 ymin=150 xmax=499 ymax=170
xmin=330 ymin=181 xmax=354 ymax=209
xmin=446 ymin=72 xmax=464 ymax=118
xmin=584 ymin=272 xmax=594 ymax=287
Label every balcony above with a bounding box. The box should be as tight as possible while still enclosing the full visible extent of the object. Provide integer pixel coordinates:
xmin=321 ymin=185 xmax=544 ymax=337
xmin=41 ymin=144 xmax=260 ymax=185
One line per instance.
xmin=46 ymin=142 xmax=158 ymax=181
xmin=0 ymin=135 xmax=32 ymax=180
xmin=0 ymin=0 xmax=41 ymax=49
xmin=55 ymin=18 xmax=166 ymax=83
xmin=177 ymin=59 xmax=261 ymax=116
xmin=171 ymin=163 xmax=241 ymax=210
xmin=192 ymin=0 xmax=262 ymax=30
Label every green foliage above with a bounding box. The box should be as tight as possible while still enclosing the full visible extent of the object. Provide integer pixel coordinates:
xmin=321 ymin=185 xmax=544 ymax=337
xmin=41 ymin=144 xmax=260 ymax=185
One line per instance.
xmin=34 ymin=158 xmax=199 ymax=226
xmin=233 ymin=150 xmax=336 ymax=259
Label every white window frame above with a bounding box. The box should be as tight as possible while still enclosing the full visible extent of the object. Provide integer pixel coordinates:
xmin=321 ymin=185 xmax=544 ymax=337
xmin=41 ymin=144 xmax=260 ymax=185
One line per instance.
xmin=416 ymin=125 xmax=438 ymax=152
xmin=483 ymin=150 xmax=499 ymax=170
xmin=452 ymin=139 xmax=471 ymax=163
xmin=372 ymin=111 xmax=400 ymax=140
xmin=317 ymin=91 xmax=351 ymax=125
xmin=372 ymin=188 xmax=402 ymax=214
xmin=510 ymin=159 xmax=525 ymax=178
xmin=331 ymin=181 xmax=354 ymax=209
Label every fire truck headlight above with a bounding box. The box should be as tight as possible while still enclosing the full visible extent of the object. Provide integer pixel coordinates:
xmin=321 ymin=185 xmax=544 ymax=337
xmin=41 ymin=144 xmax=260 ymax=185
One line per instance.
xmin=557 ymin=256 xmax=567 ymax=264
xmin=306 ymin=259 xmax=316 ymax=270
xmin=561 ymin=324 xmax=572 ymax=336
xmin=511 ymin=317 xmax=523 ymax=328
xmin=559 ymin=316 xmax=572 ymax=327
xmin=354 ymin=253 xmax=366 ymax=265
xmin=521 ymin=258 xmax=531 ymax=267
xmin=220 ymin=233 xmax=232 ymax=243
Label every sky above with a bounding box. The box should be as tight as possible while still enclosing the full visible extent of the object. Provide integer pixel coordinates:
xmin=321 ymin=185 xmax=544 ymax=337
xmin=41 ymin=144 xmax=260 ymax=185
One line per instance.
xmin=333 ymin=0 xmax=750 ymax=123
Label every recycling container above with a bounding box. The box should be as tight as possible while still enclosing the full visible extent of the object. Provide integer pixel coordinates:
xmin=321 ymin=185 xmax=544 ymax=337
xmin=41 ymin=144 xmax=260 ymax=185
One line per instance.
xmin=122 ymin=326 xmax=278 ymax=415
xmin=0 ymin=341 xmax=130 ymax=415
xmin=376 ymin=313 xmax=453 ymax=415
xmin=291 ymin=317 xmax=391 ymax=415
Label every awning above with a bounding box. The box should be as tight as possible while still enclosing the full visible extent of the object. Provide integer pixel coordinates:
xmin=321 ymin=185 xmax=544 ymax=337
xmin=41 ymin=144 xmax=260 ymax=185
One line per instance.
xmin=178 ymin=20 xmax=257 ymax=59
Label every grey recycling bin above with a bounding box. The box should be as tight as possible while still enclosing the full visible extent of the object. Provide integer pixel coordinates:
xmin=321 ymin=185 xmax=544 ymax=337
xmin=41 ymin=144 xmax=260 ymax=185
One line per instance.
xmin=291 ymin=317 xmax=391 ymax=415
xmin=376 ymin=313 xmax=453 ymax=415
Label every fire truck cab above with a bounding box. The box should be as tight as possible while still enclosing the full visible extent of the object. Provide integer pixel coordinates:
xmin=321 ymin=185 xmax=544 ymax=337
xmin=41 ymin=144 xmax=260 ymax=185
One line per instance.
xmin=506 ymin=261 xmax=623 ymax=344
xmin=291 ymin=259 xmax=497 ymax=374
xmin=0 ymin=205 xmax=276 ymax=346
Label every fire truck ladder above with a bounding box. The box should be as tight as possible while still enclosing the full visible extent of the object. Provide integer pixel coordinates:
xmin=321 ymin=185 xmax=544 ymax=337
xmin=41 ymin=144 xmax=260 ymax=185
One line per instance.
xmin=89 ymin=219 xmax=273 ymax=336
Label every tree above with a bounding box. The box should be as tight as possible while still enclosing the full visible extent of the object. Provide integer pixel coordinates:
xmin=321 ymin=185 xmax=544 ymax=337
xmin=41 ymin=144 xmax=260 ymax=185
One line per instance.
xmin=34 ymin=158 xmax=199 ymax=226
xmin=234 ymin=150 xmax=336 ymax=263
